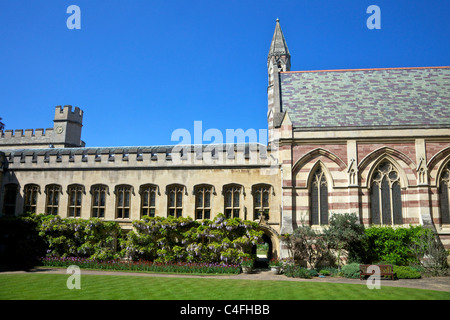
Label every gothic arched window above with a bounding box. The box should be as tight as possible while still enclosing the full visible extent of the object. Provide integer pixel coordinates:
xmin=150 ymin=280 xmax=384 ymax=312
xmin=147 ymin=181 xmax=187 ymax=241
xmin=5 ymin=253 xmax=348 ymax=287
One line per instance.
xmin=140 ymin=184 xmax=158 ymax=218
xmin=24 ymin=184 xmax=40 ymax=214
xmin=195 ymin=184 xmax=213 ymax=220
xmin=223 ymin=184 xmax=242 ymax=219
xmin=167 ymin=184 xmax=184 ymax=218
xmin=252 ymin=184 xmax=271 ymax=221
xmin=68 ymin=184 xmax=84 ymax=217
xmin=370 ymin=161 xmax=403 ymax=225
xmin=310 ymin=167 xmax=328 ymax=225
xmin=439 ymin=162 xmax=450 ymax=225
xmin=45 ymin=184 xmax=62 ymax=215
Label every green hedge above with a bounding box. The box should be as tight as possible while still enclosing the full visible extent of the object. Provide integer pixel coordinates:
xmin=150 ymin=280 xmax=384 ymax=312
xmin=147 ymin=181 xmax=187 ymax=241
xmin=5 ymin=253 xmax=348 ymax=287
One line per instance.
xmin=393 ymin=265 xmax=422 ymax=279
xmin=363 ymin=225 xmax=433 ymax=266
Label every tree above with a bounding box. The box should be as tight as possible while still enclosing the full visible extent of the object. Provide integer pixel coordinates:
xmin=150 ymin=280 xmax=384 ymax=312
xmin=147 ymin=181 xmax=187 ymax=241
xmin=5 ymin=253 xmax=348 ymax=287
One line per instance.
xmin=0 ymin=117 xmax=4 ymax=130
xmin=323 ymin=213 xmax=366 ymax=268
xmin=281 ymin=223 xmax=330 ymax=269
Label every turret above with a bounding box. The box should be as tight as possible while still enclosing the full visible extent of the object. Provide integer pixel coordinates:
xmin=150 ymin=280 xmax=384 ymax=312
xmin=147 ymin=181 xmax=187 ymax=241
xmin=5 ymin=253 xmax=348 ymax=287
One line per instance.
xmin=53 ymin=105 xmax=84 ymax=148
xmin=267 ymin=19 xmax=290 ymax=144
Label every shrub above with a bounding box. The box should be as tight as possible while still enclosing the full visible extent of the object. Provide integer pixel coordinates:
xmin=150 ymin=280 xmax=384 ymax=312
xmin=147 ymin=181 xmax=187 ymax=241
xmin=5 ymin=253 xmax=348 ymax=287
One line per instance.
xmin=341 ymin=262 xmax=361 ymax=279
xmin=319 ymin=269 xmax=331 ymax=276
xmin=393 ymin=265 xmax=421 ymax=279
xmin=123 ymin=214 xmax=263 ymax=265
xmin=409 ymin=231 xmax=449 ymax=276
xmin=30 ymin=214 xmax=123 ymax=260
xmin=40 ymin=256 xmax=240 ymax=274
xmin=324 ymin=213 xmax=366 ymax=265
xmin=364 ymin=225 xmax=432 ymax=266
xmin=283 ymin=264 xmax=313 ymax=279
xmin=281 ymin=223 xmax=329 ymax=269
xmin=0 ymin=214 xmax=46 ymax=270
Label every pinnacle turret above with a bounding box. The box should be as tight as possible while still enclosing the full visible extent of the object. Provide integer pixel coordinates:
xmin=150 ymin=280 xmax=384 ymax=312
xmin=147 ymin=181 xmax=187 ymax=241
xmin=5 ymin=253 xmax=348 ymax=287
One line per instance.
xmin=267 ymin=19 xmax=290 ymax=71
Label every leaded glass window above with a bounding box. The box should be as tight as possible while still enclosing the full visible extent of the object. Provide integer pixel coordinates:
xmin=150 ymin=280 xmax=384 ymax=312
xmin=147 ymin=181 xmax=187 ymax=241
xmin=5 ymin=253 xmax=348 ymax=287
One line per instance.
xmin=167 ymin=184 xmax=184 ymax=217
xmin=116 ymin=185 xmax=132 ymax=219
xmin=439 ymin=162 xmax=450 ymax=224
xmin=195 ymin=185 xmax=212 ymax=220
xmin=310 ymin=167 xmax=328 ymax=225
xmin=91 ymin=184 xmax=107 ymax=218
xmin=45 ymin=184 xmax=61 ymax=215
xmin=370 ymin=161 xmax=403 ymax=225
xmin=224 ymin=185 xmax=241 ymax=219
xmin=68 ymin=184 xmax=83 ymax=217
xmin=24 ymin=184 xmax=39 ymax=214
xmin=140 ymin=184 xmax=157 ymax=218
xmin=253 ymin=184 xmax=271 ymax=220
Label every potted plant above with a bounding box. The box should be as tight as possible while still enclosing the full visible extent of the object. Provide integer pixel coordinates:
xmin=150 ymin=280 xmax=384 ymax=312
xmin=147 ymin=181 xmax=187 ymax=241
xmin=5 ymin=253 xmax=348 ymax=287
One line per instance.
xmin=269 ymin=258 xmax=282 ymax=274
xmin=241 ymin=257 xmax=254 ymax=274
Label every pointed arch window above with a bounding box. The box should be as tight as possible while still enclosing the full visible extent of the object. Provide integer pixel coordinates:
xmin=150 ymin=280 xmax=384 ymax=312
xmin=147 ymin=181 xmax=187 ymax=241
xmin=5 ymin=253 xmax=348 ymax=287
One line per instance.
xmin=115 ymin=185 xmax=132 ymax=219
xmin=223 ymin=184 xmax=242 ymax=219
xmin=252 ymin=184 xmax=271 ymax=221
xmin=195 ymin=184 xmax=213 ymax=220
xmin=140 ymin=184 xmax=158 ymax=218
xmin=68 ymin=184 xmax=84 ymax=217
xmin=310 ymin=167 xmax=328 ymax=225
xmin=167 ymin=184 xmax=184 ymax=218
xmin=45 ymin=184 xmax=62 ymax=215
xmin=24 ymin=184 xmax=40 ymax=214
xmin=91 ymin=184 xmax=108 ymax=218
xmin=439 ymin=162 xmax=450 ymax=225
xmin=3 ymin=184 xmax=18 ymax=216
xmin=370 ymin=161 xmax=403 ymax=225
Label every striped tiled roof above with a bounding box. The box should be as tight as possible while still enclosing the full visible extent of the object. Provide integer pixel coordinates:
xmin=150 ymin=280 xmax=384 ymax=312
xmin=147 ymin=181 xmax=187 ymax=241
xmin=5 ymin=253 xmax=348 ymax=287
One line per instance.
xmin=279 ymin=66 xmax=450 ymax=130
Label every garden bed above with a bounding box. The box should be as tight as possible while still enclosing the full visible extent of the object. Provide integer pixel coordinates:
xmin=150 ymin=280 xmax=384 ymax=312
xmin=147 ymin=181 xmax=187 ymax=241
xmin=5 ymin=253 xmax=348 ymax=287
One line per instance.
xmin=40 ymin=256 xmax=241 ymax=275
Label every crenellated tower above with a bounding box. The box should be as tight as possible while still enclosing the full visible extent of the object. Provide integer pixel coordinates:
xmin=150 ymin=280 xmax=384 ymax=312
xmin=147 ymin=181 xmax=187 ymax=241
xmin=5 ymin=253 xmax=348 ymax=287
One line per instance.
xmin=0 ymin=105 xmax=85 ymax=149
xmin=53 ymin=105 xmax=84 ymax=148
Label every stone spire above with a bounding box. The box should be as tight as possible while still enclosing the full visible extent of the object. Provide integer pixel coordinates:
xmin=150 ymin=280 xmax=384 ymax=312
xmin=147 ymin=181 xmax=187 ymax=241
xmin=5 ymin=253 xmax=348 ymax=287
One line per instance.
xmin=267 ymin=19 xmax=290 ymax=71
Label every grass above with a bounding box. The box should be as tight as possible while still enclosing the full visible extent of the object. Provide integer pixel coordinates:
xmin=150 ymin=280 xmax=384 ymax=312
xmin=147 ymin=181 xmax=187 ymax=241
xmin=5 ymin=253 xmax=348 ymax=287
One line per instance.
xmin=1 ymin=273 xmax=449 ymax=300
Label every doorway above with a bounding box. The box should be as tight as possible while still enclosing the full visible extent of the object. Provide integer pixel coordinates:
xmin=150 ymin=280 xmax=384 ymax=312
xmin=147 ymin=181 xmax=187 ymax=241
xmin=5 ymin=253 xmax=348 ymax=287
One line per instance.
xmin=253 ymin=233 xmax=273 ymax=268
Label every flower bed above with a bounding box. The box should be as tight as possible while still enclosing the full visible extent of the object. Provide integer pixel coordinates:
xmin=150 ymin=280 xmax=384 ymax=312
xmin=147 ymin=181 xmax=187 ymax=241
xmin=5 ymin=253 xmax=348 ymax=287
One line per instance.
xmin=40 ymin=256 xmax=241 ymax=274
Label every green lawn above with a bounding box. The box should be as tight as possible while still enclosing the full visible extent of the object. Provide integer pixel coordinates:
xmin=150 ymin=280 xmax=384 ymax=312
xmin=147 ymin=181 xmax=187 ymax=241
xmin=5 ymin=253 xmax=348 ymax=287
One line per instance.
xmin=0 ymin=273 xmax=449 ymax=300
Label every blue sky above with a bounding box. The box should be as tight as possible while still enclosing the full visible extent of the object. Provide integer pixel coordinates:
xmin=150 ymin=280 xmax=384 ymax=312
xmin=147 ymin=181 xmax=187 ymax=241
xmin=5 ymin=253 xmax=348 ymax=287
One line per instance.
xmin=0 ymin=0 xmax=449 ymax=147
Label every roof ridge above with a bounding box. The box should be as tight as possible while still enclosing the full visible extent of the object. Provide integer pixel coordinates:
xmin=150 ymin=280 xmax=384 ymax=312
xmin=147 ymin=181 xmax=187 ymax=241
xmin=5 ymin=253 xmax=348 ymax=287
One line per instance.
xmin=280 ymin=66 xmax=450 ymax=74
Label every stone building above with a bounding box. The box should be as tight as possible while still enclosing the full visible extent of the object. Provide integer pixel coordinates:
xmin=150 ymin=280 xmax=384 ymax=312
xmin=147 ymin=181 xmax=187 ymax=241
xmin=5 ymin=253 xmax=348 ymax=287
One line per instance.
xmin=1 ymin=20 xmax=450 ymax=257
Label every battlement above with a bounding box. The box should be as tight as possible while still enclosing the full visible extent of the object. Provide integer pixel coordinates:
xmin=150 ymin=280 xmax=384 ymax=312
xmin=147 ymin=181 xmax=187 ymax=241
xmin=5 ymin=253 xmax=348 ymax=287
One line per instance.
xmin=0 ymin=106 xmax=85 ymax=149
xmin=0 ymin=127 xmax=56 ymax=149
xmin=54 ymin=105 xmax=83 ymax=124
xmin=3 ymin=143 xmax=278 ymax=170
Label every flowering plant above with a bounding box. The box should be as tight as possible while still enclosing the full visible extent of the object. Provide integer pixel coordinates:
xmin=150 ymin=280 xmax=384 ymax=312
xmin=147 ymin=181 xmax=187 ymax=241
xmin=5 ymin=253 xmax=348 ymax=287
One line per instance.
xmin=268 ymin=258 xmax=281 ymax=267
xmin=240 ymin=257 xmax=254 ymax=268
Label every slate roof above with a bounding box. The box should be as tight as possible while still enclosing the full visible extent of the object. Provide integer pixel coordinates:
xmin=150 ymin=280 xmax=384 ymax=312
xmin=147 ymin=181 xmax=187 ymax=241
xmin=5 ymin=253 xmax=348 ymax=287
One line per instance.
xmin=279 ymin=66 xmax=450 ymax=130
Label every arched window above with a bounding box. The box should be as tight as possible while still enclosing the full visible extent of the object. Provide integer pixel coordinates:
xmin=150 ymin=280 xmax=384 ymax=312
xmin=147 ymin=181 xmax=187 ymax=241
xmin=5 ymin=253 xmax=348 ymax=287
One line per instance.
xmin=252 ymin=184 xmax=271 ymax=221
xmin=194 ymin=184 xmax=213 ymax=220
xmin=115 ymin=185 xmax=132 ymax=219
xmin=167 ymin=184 xmax=184 ymax=218
xmin=310 ymin=167 xmax=328 ymax=225
xmin=45 ymin=184 xmax=62 ymax=215
xmin=68 ymin=184 xmax=84 ymax=217
xmin=370 ymin=161 xmax=403 ymax=225
xmin=91 ymin=184 xmax=108 ymax=218
xmin=24 ymin=184 xmax=40 ymax=214
xmin=439 ymin=161 xmax=450 ymax=224
xmin=3 ymin=184 xmax=18 ymax=216
xmin=140 ymin=184 xmax=158 ymax=218
xmin=223 ymin=184 xmax=242 ymax=219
